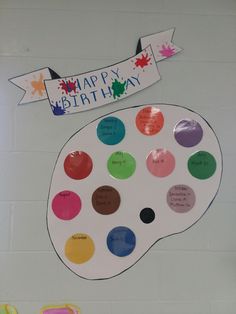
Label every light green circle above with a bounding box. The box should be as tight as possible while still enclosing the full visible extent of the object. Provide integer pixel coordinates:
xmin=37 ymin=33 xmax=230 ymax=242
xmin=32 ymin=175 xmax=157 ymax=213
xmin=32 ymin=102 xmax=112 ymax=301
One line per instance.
xmin=107 ymin=151 xmax=136 ymax=179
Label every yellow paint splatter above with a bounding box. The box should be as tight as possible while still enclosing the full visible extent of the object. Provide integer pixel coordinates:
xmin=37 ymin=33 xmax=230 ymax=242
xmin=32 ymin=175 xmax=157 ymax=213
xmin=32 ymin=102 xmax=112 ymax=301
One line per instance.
xmin=31 ymin=73 xmax=45 ymax=96
xmin=65 ymin=233 xmax=95 ymax=264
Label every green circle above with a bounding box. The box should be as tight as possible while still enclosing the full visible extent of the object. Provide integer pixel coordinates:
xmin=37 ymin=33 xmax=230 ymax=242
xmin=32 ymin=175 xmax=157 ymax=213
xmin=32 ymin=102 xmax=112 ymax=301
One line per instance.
xmin=107 ymin=151 xmax=136 ymax=179
xmin=188 ymin=151 xmax=217 ymax=180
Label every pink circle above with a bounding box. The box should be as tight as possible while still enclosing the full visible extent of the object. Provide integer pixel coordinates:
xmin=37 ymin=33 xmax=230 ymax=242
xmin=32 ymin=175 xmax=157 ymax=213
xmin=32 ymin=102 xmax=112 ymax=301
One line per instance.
xmin=146 ymin=149 xmax=175 ymax=177
xmin=52 ymin=190 xmax=81 ymax=220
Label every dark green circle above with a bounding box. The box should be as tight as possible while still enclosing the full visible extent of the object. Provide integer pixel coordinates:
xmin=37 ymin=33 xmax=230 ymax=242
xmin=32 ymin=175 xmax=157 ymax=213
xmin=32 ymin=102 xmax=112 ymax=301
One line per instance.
xmin=107 ymin=151 xmax=136 ymax=179
xmin=188 ymin=151 xmax=217 ymax=179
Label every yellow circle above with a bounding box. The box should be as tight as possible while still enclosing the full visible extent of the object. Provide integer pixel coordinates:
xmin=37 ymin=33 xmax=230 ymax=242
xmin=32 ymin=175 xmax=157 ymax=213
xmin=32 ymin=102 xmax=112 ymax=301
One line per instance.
xmin=65 ymin=233 xmax=95 ymax=264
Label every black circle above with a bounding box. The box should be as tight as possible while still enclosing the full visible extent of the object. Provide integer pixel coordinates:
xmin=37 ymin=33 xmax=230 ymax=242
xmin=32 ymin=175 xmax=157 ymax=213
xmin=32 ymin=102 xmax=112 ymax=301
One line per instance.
xmin=140 ymin=208 xmax=155 ymax=224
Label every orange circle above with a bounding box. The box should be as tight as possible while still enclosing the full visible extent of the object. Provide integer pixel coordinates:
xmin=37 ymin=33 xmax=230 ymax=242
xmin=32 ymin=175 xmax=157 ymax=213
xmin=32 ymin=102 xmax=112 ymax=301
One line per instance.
xmin=136 ymin=106 xmax=164 ymax=135
xmin=65 ymin=233 xmax=95 ymax=264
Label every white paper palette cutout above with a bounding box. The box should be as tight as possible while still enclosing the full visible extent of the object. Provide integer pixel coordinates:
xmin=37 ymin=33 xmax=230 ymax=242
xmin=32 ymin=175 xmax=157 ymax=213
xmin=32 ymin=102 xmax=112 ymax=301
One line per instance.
xmin=47 ymin=104 xmax=222 ymax=280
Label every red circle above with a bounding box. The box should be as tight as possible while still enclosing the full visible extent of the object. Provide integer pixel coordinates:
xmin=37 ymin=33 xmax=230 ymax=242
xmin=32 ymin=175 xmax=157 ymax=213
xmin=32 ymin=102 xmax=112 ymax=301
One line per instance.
xmin=64 ymin=151 xmax=93 ymax=180
xmin=52 ymin=190 xmax=81 ymax=220
xmin=136 ymin=106 xmax=164 ymax=135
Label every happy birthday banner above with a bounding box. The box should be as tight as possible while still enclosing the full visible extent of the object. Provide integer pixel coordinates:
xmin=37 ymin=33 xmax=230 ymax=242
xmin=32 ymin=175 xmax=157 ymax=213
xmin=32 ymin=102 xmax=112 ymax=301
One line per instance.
xmin=10 ymin=29 xmax=182 ymax=116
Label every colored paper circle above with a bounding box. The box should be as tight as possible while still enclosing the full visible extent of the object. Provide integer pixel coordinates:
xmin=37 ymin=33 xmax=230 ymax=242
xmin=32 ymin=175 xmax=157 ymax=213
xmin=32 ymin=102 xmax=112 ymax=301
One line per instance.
xmin=188 ymin=151 xmax=217 ymax=179
xmin=52 ymin=190 xmax=81 ymax=220
xmin=167 ymin=185 xmax=196 ymax=213
xmin=174 ymin=119 xmax=203 ymax=147
xmin=65 ymin=233 xmax=95 ymax=264
xmin=92 ymin=185 xmax=121 ymax=215
xmin=136 ymin=106 xmax=164 ymax=135
xmin=140 ymin=207 xmax=155 ymax=223
xmin=146 ymin=149 xmax=175 ymax=177
xmin=97 ymin=116 xmax=125 ymax=145
xmin=107 ymin=151 xmax=136 ymax=179
xmin=64 ymin=151 xmax=93 ymax=180
xmin=107 ymin=226 xmax=136 ymax=257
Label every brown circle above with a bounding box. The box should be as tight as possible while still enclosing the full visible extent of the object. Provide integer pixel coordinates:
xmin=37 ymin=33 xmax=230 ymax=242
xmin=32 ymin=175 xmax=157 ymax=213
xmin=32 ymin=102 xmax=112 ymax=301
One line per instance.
xmin=92 ymin=185 xmax=121 ymax=215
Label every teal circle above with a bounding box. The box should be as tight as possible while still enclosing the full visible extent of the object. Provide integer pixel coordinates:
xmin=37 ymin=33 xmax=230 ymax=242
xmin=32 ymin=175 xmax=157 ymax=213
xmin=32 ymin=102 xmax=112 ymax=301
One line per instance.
xmin=97 ymin=117 xmax=125 ymax=145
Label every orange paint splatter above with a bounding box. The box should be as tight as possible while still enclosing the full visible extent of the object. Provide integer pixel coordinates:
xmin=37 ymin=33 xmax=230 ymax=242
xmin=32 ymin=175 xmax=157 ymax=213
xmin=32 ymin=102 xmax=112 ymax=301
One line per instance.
xmin=31 ymin=73 xmax=45 ymax=96
xmin=135 ymin=53 xmax=151 ymax=68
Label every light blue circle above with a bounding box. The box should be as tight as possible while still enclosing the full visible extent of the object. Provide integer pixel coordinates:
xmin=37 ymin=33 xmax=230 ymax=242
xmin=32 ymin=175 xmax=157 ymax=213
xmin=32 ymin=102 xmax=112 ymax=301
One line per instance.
xmin=107 ymin=226 xmax=136 ymax=257
xmin=97 ymin=116 xmax=125 ymax=145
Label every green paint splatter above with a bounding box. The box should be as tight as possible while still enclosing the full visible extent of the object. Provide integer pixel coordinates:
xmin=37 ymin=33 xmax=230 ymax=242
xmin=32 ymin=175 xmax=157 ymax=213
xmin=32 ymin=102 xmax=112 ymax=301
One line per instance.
xmin=111 ymin=79 xmax=126 ymax=99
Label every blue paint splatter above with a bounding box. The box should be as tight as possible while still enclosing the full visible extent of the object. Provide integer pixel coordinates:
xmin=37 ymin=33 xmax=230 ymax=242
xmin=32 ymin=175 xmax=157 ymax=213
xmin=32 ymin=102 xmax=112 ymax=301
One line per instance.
xmin=51 ymin=102 xmax=66 ymax=116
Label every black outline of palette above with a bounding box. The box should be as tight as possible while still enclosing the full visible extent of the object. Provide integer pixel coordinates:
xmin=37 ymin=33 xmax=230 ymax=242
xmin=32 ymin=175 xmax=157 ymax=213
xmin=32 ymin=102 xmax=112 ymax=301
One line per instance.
xmin=47 ymin=103 xmax=223 ymax=280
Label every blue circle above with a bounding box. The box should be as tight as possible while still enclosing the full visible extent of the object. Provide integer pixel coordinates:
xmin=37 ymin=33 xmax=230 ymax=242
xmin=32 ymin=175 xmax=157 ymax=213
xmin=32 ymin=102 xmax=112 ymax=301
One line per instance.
xmin=107 ymin=226 xmax=136 ymax=257
xmin=97 ymin=117 xmax=125 ymax=145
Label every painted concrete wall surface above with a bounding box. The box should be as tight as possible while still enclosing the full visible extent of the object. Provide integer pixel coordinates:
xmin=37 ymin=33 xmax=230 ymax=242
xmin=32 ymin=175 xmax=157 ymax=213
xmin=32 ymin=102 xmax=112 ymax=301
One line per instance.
xmin=0 ymin=0 xmax=236 ymax=313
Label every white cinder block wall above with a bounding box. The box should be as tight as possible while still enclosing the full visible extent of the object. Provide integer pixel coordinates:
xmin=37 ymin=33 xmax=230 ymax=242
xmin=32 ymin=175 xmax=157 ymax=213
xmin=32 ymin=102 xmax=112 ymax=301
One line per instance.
xmin=0 ymin=1 xmax=236 ymax=313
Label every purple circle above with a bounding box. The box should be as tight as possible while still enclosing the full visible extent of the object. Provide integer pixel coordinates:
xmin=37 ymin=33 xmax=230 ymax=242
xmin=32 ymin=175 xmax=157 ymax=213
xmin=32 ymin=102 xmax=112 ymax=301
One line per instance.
xmin=174 ymin=119 xmax=203 ymax=147
xmin=167 ymin=185 xmax=196 ymax=213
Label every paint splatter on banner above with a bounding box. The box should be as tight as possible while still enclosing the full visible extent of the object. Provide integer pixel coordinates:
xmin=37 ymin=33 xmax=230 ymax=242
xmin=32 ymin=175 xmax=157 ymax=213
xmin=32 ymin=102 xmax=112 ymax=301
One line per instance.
xmin=9 ymin=28 xmax=182 ymax=116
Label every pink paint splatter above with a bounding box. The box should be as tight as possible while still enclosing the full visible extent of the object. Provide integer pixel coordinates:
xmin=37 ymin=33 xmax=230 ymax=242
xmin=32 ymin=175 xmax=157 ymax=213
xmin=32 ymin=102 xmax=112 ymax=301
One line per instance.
xmin=159 ymin=44 xmax=175 ymax=58
xmin=135 ymin=53 xmax=151 ymax=68
xmin=59 ymin=80 xmax=77 ymax=94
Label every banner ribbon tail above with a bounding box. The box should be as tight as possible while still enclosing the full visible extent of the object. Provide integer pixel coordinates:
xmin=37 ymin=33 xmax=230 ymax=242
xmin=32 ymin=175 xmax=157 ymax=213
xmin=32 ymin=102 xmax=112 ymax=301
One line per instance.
xmin=137 ymin=28 xmax=182 ymax=62
xmin=9 ymin=67 xmax=60 ymax=105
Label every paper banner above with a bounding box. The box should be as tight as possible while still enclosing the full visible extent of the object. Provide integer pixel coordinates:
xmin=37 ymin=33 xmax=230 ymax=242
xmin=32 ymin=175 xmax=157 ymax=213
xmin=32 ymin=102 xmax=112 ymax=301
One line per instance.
xmin=40 ymin=304 xmax=80 ymax=314
xmin=10 ymin=28 xmax=182 ymax=116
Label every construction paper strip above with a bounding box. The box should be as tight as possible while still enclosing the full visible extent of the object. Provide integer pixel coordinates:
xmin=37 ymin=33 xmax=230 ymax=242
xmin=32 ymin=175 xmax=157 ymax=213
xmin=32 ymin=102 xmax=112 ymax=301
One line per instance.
xmin=9 ymin=28 xmax=182 ymax=115
xmin=40 ymin=304 xmax=80 ymax=314
xmin=0 ymin=304 xmax=18 ymax=314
